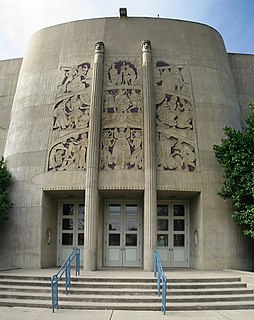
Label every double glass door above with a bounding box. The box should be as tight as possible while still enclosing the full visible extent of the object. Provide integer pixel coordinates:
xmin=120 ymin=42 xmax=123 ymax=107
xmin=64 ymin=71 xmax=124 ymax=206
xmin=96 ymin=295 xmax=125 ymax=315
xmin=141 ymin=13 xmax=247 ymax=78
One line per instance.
xmin=104 ymin=202 xmax=142 ymax=267
xmin=57 ymin=201 xmax=84 ymax=266
xmin=157 ymin=202 xmax=189 ymax=268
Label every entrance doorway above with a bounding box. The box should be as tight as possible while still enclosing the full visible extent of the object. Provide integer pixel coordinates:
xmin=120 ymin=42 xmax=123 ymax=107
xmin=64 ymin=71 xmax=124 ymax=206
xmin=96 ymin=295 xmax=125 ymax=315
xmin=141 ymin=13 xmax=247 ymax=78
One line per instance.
xmin=57 ymin=200 xmax=84 ymax=266
xmin=104 ymin=201 xmax=142 ymax=267
xmin=157 ymin=202 xmax=189 ymax=268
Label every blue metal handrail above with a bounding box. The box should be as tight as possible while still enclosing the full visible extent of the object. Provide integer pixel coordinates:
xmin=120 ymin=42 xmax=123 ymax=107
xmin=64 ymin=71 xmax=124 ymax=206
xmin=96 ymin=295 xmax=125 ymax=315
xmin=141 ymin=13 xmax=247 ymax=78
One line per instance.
xmin=154 ymin=249 xmax=167 ymax=314
xmin=51 ymin=247 xmax=80 ymax=312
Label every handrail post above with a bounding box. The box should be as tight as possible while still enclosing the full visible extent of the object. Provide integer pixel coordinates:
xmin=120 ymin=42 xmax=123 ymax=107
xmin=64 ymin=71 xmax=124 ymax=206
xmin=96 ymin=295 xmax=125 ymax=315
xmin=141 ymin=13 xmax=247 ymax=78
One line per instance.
xmin=51 ymin=275 xmax=58 ymax=313
xmin=51 ymin=247 xmax=80 ymax=312
xmin=76 ymin=248 xmax=80 ymax=276
xmin=153 ymin=249 xmax=167 ymax=315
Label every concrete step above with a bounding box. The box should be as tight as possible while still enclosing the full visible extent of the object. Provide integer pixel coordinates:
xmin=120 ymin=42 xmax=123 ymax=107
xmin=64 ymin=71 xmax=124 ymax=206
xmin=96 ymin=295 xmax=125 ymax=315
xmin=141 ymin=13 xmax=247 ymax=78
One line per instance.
xmin=0 ymin=274 xmax=253 ymax=311
xmin=1 ymin=291 xmax=254 ymax=303
xmin=0 ymin=285 xmax=252 ymax=296
xmin=0 ymin=298 xmax=254 ymax=311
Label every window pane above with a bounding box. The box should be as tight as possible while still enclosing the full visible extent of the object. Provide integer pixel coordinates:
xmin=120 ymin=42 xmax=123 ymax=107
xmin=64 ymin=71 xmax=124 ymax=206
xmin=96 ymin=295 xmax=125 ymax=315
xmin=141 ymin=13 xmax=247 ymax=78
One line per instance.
xmin=126 ymin=234 xmax=137 ymax=246
xmin=174 ymin=234 xmax=185 ymax=247
xmin=62 ymin=204 xmax=74 ymax=215
xmin=109 ymin=205 xmax=121 ymax=216
xmin=173 ymin=204 xmax=185 ymax=216
xmin=78 ymin=233 xmax=84 ymax=245
xmin=62 ymin=218 xmax=73 ymax=230
xmin=62 ymin=233 xmax=73 ymax=245
xmin=174 ymin=219 xmax=185 ymax=231
xmin=157 ymin=234 xmax=168 ymax=247
xmin=109 ymin=234 xmax=120 ymax=246
xmin=126 ymin=220 xmax=138 ymax=231
xmin=157 ymin=205 xmax=168 ymax=216
xmin=125 ymin=205 xmax=138 ymax=216
xmin=157 ymin=219 xmax=168 ymax=231
xmin=79 ymin=204 xmax=85 ymax=215
xmin=109 ymin=219 xmax=120 ymax=231
xmin=78 ymin=217 xmax=84 ymax=230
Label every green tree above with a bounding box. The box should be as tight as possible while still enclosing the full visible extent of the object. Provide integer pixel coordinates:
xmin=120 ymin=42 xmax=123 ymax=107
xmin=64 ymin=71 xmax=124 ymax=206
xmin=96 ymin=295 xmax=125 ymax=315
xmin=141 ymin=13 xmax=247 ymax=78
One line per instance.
xmin=213 ymin=102 xmax=254 ymax=237
xmin=0 ymin=156 xmax=13 ymax=225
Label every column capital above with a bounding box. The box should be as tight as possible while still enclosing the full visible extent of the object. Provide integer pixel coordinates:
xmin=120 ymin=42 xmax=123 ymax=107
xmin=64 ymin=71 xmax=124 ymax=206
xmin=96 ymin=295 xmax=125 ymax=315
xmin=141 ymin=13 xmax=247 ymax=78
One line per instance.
xmin=141 ymin=40 xmax=151 ymax=53
xmin=95 ymin=41 xmax=105 ymax=53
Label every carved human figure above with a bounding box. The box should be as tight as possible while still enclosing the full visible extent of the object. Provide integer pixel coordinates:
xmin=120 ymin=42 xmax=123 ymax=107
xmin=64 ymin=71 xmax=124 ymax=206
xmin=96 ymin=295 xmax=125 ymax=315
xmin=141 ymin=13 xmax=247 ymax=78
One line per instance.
xmin=115 ymin=90 xmax=131 ymax=113
xmin=58 ymin=64 xmax=89 ymax=94
xmin=181 ymin=143 xmax=196 ymax=171
xmin=104 ymin=91 xmax=117 ymax=113
xmin=109 ymin=66 xmax=121 ymax=85
xmin=95 ymin=41 xmax=104 ymax=52
xmin=176 ymin=98 xmax=193 ymax=129
xmin=120 ymin=62 xmax=136 ymax=85
xmin=67 ymin=96 xmax=84 ymax=128
xmin=49 ymin=143 xmax=67 ymax=170
xmin=157 ymin=134 xmax=179 ymax=170
xmin=77 ymin=136 xmax=88 ymax=169
xmin=157 ymin=95 xmax=178 ymax=128
xmin=112 ymin=127 xmax=131 ymax=169
xmin=141 ymin=40 xmax=151 ymax=52
xmin=130 ymin=90 xmax=142 ymax=112
xmin=101 ymin=130 xmax=114 ymax=169
xmin=129 ymin=130 xmax=143 ymax=169
xmin=53 ymin=100 xmax=69 ymax=129
xmin=61 ymin=136 xmax=82 ymax=170
xmin=170 ymin=65 xmax=185 ymax=91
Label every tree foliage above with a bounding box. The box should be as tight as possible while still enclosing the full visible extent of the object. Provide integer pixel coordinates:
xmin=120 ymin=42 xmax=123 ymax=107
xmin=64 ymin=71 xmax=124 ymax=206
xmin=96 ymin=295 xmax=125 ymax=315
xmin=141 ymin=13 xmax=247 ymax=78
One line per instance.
xmin=213 ymin=102 xmax=254 ymax=237
xmin=0 ymin=156 xmax=13 ymax=225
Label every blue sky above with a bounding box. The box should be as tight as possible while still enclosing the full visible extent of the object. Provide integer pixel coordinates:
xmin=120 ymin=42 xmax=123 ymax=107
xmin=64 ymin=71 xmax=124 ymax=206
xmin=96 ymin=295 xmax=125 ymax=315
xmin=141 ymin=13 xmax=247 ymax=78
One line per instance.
xmin=0 ymin=0 xmax=253 ymax=60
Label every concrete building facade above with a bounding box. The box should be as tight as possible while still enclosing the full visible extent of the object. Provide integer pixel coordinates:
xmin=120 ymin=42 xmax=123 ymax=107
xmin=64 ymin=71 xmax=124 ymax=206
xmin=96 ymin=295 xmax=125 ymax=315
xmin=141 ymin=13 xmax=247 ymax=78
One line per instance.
xmin=0 ymin=16 xmax=254 ymax=271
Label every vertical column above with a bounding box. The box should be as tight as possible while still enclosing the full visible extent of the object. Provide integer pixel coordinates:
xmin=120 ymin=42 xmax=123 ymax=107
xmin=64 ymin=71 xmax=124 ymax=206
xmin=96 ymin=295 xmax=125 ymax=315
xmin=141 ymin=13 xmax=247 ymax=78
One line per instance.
xmin=84 ymin=41 xmax=104 ymax=271
xmin=141 ymin=40 xmax=157 ymax=271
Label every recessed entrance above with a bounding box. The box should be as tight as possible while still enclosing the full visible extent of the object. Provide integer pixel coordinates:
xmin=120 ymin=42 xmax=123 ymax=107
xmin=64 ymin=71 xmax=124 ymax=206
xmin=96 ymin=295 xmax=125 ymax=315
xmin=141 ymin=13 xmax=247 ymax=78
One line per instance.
xmin=104 ymin=201 xmax=142 ymax=267
xmin=57 ymin=200 xmax=84 ymax=266
xmin=157 ymin=202 xmax=189 ymax=268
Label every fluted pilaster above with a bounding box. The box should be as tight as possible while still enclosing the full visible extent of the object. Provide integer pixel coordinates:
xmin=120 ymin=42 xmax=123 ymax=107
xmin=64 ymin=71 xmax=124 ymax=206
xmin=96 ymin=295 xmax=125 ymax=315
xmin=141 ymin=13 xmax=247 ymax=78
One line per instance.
xmin=142 ymin=40 xmax=157 ymax=271
xmin=84 ymin=41 xmax=104 ymax=271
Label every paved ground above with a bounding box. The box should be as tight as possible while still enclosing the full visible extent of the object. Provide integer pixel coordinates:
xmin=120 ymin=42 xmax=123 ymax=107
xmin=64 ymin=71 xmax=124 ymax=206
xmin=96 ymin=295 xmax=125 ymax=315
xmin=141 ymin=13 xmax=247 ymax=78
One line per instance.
xmin=0 ymin=268 xmax=253 ymax=319
xmin=1 ymin=307 xmax=254 ymax=320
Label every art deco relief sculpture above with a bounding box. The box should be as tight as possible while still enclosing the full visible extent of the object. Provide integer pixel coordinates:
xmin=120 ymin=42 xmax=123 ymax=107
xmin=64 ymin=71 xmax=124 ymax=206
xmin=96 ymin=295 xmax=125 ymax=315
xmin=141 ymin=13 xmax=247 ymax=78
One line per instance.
xmin=48 ymin=62 xmax=91 ymax=171
xmin=101 ymin=58 xmax=143 ymax=170
xmin=155 ymin=60 xmax=198 ymax=172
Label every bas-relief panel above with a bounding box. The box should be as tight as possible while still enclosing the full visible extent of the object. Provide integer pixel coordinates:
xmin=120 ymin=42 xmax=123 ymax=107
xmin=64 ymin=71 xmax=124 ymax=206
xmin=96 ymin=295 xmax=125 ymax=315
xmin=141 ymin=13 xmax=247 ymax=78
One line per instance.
xmin=154 ymin=60 xmax=198 ymax=172
xmin=47 ymin=62 xmax=91 ymax=171
xmin=101 ymin=58 xmax=143 ymax=170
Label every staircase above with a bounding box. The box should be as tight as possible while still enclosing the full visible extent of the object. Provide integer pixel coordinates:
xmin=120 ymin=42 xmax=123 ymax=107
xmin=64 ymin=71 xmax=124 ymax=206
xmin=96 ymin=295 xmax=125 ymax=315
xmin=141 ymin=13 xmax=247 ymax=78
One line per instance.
xmin=0 ymin=274 xmax=254 ymax=311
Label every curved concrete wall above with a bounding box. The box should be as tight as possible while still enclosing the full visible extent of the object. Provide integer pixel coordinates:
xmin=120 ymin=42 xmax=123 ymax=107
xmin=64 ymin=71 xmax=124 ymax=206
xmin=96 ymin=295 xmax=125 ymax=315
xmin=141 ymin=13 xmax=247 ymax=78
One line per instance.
xmin=1 ymin=17 xmax=253 ymax=269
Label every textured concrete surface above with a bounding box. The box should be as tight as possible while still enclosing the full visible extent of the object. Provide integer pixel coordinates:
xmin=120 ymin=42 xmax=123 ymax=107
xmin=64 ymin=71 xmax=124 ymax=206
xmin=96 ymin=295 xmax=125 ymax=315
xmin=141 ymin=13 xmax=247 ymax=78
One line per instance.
xmin=1 ymin=307 xmax=254 ymax=320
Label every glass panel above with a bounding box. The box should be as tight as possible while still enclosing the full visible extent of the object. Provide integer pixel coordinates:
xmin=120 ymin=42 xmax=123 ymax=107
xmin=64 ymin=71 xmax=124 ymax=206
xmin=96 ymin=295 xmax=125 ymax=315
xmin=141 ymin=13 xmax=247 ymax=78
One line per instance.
xmin=173 ymin=204 xmax=185 ymax=216
xmin=78 ymin=233 xmax=84 ymax=245
xmin=62 ymin=204 xmax=74 ymax=215
xmin=79 ymin=204 xmax=85 ymax=215
xmin=174 ymin=234 xmax=185 ymax=247
xmin=125 ymin=205 xmax=138 ymax=216
xmin=126 ymin=220 xmax=138 ymax=231
xmin=157 ymin=219 xmax=168 ymax=231
xmin=62 ymin=233 xmax=73 ymax=245
xmin=109 ymin=205 xmax=121 ymax=216
xmin=126 ymin=234 xmax=137 ymax=246
xmin=157 ymin=234 xmax=168 ymax=247
xmin=62 ymin=218 xmax=73 ymax=230
xmin=157 ymin=205 xmax=168 ymax=216
xmin=174 ymin=219 xmax=185 ymax=231
xmin=109 ymin=234 xmax=120 ymax=246
xmin=109 ymin=218 xmax=120 ymax=231
xmin=78 ymin=217 xmax=84 ymax=230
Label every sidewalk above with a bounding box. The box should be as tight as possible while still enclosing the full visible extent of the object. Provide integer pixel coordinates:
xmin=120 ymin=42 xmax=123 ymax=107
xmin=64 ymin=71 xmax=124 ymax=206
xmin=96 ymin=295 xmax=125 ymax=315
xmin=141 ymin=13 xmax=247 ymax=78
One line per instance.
xmin=1 ymin=307 xmax=254 ymax=320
